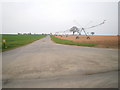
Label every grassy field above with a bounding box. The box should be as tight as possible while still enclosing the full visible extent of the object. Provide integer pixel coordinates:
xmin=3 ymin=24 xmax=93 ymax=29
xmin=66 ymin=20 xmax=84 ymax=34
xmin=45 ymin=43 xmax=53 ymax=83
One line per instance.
xmin=1 ymin=34 xmax=47 ymax=51
xmin=50 ymin=35 xmax=96 ymax=47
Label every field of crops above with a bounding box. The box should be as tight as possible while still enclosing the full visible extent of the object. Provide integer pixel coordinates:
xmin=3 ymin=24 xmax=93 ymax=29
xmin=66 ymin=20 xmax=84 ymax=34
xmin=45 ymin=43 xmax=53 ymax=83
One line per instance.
xmin=0 ymin=34 xmax=47 ymax=51
xmin=55 ymin=35 xmax=118 ymax=49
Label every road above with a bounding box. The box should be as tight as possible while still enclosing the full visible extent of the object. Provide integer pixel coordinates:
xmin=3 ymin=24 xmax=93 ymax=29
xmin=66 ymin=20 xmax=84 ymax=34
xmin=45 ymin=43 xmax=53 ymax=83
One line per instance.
xmin=2 ymin=35 xmax=118 ymax=88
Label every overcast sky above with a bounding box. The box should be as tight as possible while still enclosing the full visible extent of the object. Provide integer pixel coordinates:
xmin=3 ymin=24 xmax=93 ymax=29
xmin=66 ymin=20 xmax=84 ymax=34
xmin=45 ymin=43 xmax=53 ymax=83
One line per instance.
xmin=1 ymin=0 xmax=118 ymax=35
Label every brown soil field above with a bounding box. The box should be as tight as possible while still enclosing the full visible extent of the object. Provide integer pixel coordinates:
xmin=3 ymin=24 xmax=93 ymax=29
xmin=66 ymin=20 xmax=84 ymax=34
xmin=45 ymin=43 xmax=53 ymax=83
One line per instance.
xmin=55 ymin=35 xmax=119 ymax=49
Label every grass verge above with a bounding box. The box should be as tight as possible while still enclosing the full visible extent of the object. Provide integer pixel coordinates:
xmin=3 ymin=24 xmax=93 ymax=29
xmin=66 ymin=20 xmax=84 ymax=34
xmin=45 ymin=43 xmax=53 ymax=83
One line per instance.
xmin=1 ymin=34 xmax=47 ymax=52
xmin=50 ymin=35 xmax=96 ymax=47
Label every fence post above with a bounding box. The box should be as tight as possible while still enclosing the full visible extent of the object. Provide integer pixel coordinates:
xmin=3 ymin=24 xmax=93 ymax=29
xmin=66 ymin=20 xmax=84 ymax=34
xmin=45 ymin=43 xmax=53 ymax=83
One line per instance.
xmin=2 ymin=39 xmax=6 ymax=49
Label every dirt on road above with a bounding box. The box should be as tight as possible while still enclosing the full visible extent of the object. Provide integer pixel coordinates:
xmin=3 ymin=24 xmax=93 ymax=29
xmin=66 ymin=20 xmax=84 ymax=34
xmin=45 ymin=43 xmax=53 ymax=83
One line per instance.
xmin=2 ymin=36 xmax=118 ymax=88
xmin=55 ymin=35 xmax=119 ymax=48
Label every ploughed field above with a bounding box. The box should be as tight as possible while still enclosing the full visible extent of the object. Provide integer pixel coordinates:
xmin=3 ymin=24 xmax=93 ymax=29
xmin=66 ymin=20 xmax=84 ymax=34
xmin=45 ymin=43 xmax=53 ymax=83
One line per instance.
xmin=55 ymin=35 xmax=119 ymax=49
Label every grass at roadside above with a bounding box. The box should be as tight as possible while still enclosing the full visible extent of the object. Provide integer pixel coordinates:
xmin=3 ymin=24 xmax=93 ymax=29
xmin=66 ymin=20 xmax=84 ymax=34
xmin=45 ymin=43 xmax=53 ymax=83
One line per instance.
xmin=50 ymin=35 xmax=96 ymax=47
xmin=1 ymin=34 xmax=47 ymax=52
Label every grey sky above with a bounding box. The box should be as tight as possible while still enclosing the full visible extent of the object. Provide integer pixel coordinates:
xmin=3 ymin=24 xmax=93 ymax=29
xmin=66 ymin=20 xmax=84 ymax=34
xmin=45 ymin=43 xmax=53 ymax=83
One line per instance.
xmin=1 ymin=0 xmax=118 ymax=35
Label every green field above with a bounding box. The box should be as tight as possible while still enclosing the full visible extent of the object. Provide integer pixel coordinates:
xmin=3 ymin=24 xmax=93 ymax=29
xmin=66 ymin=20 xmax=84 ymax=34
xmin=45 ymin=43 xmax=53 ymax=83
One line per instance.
xmin=1 ymin=34 xmax=47 ymax=51
xmin=50 ymin=35 xmax=96 ymax=47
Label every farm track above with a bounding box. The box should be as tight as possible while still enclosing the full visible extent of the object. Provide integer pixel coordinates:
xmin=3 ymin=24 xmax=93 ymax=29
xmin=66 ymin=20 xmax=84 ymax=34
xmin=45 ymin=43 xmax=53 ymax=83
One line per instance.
xmin=2 ymin=35 xmax=118 ymax=88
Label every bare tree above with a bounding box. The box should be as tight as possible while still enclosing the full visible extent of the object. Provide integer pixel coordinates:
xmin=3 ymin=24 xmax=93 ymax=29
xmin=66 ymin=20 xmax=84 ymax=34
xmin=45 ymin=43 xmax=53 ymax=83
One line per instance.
xmin=69 ymin=26 xmax=80 ymax=35
xmin=18 ymin=33 xmax=21 ymax=35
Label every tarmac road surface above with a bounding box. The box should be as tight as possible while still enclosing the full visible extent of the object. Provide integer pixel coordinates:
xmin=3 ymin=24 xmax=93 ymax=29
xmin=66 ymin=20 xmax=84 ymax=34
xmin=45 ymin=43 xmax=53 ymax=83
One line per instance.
xmin=2 ymin=35 xmax=118 ymax=88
